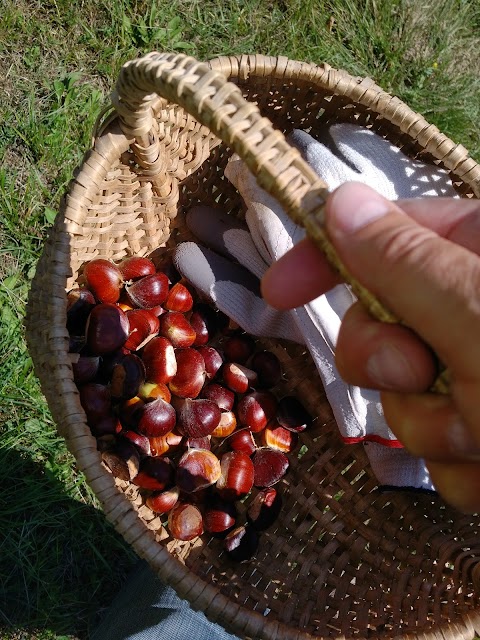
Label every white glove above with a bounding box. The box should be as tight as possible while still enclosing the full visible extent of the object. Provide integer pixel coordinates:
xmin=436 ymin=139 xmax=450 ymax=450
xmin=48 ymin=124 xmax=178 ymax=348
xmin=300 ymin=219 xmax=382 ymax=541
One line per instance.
xmin=174 ymin=125 xmax=457 ymax=491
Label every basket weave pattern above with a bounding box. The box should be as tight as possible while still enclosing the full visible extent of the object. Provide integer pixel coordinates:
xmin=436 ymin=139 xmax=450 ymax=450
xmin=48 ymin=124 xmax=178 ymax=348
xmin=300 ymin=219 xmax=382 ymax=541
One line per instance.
xmin=26 ymin=53 xmax=480 ymax=640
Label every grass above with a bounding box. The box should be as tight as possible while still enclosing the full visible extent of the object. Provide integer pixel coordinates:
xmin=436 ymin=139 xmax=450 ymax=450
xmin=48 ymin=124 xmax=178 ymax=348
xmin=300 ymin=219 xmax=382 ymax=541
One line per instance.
xmin=1 ymin=0 xmax=479 ymax=638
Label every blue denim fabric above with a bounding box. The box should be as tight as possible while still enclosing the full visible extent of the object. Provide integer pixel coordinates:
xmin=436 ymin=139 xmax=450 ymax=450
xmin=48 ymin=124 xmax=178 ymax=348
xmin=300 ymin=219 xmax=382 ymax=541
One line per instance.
xmin=90 ymin=561 xmax=241 ymax=640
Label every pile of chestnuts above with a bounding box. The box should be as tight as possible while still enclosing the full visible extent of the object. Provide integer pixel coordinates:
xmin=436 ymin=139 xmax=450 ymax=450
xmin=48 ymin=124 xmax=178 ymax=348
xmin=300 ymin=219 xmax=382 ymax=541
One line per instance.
xmin=67 ymin=252 xmax=312 ymax=562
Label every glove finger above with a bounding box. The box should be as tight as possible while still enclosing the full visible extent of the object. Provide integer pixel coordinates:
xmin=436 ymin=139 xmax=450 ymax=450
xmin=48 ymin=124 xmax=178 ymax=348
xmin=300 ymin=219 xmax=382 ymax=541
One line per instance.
xmin=364 ymin=441 xmax=435 ymax=491
xmin=329 ymin=123 xmax=458 ymax=198
xmin=173 ymin=241 xmax=305 ymax=344
xmin=186 ymin=205 xmax=268 ymax=279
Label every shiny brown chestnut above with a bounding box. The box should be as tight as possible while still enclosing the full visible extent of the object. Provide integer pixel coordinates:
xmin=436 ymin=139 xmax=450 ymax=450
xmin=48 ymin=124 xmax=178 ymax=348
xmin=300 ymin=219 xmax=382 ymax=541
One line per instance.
xmin=226 ymin=429 xmax=257 ymax=456
xmin=86 ymin=303 xmax=129 ymax=355
xmin=175 ymin=397 xmax=221 ymax=439
xmin=216 ymin=451 xmax=254 ymax=502
xmin=159 ymin=312 xmax=196 ymax=349
xmin=252 ymin=448 xmax=289 ymax=488
xmin=211 ymin=410 xmax=237 ymax=438
xmin=236 ymin=390 xmax=277 ymax=433
xmin=203 ymin=497 xmax=237 ymax=536
xmin=201 ymin=383 xmax=234 ymax=412
xmin=195 ymin=346 xmax=223 ymax=380
xmin=66 ymin=288 xmax=96 ymax=335
xmin=72 ymin=355 xmax=100 ymax=385
xmin=79 ymin=383 xmax=111 ymax=425
xmin=250 ymin=350 xmax=283 ymax=388
xmin=146 ymin=487 xmax=180 ymax=515
xmin=141 ymin=336 xmax=177 ymax=384
xmin=175 ymin=449 xmax=221 ymax=494
xmin=124 ymin=309 xmax=159 ymax=351
xmin=223 ymin=333 xmax=255 ymax=364
xmin=126 ymin=272 xmax=170 ymax=308
xmin=262 ymin=422 xmax=298 ymax=453
xmin=222 ymin=362 xmax=258 ymax=394
xmin=169 ymin=348 xmax=206 ymax=399
xmin=148 ymin=431 xmax=183 ymax=457
xmin=133 ymin=456 xmax=175 ymax=490
xmin=135 ymin=397 xmax=176 ymax=437
xmin=246 ymin=487 xmax=282 ymax=531
xmin=83 ymin=258 xmax=123 ymax=304
xmin=189 ymin=303 xmax=218 ymax=346
xmin=277 ymin=396 xmax=312 ymax=433
xmin=117 ymin=256 xmax=156 ymax=281
xmin=110 ymin=353 xmax=146 ymax=400
xmin=168 ymin=503 xmax=204 ymax=541
xmin=223 ymin=525 xmax=259 ymax=562
xmin=164 ymin=281 xmax=194 ymax=312
xmin=138 ymin=381 xmax=172 ymax=404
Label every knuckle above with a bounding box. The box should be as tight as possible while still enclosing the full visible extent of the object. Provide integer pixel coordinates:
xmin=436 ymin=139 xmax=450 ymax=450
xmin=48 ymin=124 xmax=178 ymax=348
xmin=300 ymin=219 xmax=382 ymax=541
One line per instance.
xmin=377 ymin=224 xmax=438 ymax=269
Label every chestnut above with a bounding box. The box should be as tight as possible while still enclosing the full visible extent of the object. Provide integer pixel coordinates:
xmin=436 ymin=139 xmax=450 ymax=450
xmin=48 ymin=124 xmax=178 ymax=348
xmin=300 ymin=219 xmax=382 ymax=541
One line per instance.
xmin=216 ymin=451 xmax=254 ymax=502
xmin=236 ymin=390 xmax=277 ymax=433
xmin=126 ymin=272 xmax=170 ymax=308
xmin=203 ymin=496 xmax=237 ymax=536
xmin=83 ymin=258 xmax=123 ymax=304
xmin=141 ymin=336 xmax=177 ymax=384
xmin=223 ymin=525 xmax=259 ymax=562
xmin=262 ymin=422 xmax=298 ymax=453
xmin=110 ymin=353 xmax=146 ymax=400
xmin=246 ymin=487 xmax=282 ymax=531
xmin=195 ymin=346 xmax=223 ymax=380
xmin=252 ymin=448 xmax=289 ymax=488
xmin=117 ymin=256 xmax=156 ymax=280
xmin=164 ymin=281 xmax=194 ymax=312
xmin=168 ymin=503 xmax=204 ymax=541
xmin=200 ymin=383 xmax=234 ymax=412
xmin=250 ymin=350 xmax=282 ymax=388
xmin=79 ymin=383 xmax=111 ymax=425
xmin=102 ymin=440 xmax=140 ymax=482
xmin=159 ymin=311 xmax=196 ymax=349
xmin=185 ymin=435 xmax=211 ymax=450
xmin=176 ymin=449 xmax=221 ymax=494
xmin=121 ymin=430 xmax=152 ymax=457
xmin=133 ymin=456 xmax=175 ymax=490
xmin=189 ymin=303 xmax=218 ymax=346
xmin=124 ymin=309 xmax=159 ymax=351
xmin=72 ymin=355 xmax=100 ymax=385
xmin=222 ymin=362 xmax=258 ymax=394
xmin=223 ymin=332 xmax=255 ymax=364
xmin=211 ymin=410 xmax=237 ymax=438
xmin=86 ymin=303 xmax=129 ymax=355
xmin=138 ymin=381 xmax=172 ymax=404
xmin=146 ymin=487 xmax=180 ymax=515
xmin=277 ymin=396 xmax=312 ymax=433
xmin=135 ymin=397 xmax=176 ymax=437
xmin=168 ymin=348 xmax=206 ymax=398
xmin=90 ymin=413 xmax=122 ymax=438
xmin=175 ymin=398 xmax=221 ymax=439
xmin=66 ymin=288 xmax=96 ymax=335
xmin=226 ymin=428 xmax=257 ymax=456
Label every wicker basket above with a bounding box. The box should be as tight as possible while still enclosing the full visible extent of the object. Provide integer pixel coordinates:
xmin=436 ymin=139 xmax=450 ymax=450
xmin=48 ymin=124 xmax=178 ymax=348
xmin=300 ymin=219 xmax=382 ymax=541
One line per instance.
xmin=26 ymin=52 xmax=480 ymax=640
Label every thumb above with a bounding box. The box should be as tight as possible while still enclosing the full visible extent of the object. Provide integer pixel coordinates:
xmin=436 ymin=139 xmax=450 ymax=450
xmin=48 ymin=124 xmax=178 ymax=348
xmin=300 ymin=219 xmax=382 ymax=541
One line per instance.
xmin=325 ymin=182 xmax=480 ymax=380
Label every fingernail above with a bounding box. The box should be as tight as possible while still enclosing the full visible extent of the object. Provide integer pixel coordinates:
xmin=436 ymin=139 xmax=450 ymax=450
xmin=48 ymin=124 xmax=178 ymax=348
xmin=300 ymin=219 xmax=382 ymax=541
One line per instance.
xmin=366 ymin=342 xmax=420 ymax=390
xmin=329 ymin=182 xmax=390 ymax=236
xmin=447 ymin=418 xmax=480 ymax=460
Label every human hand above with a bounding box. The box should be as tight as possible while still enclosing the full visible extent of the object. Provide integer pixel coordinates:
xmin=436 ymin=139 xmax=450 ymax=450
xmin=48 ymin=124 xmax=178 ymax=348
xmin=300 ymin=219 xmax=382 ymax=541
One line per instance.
xmin=262 ymin=181 xmax=480 ymax=512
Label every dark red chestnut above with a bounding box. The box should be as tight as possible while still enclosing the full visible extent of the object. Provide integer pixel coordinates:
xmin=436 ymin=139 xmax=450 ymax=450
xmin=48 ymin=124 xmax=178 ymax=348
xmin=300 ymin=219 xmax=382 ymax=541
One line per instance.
xmin=216 ymin=451 xmax=254 ymax=502
xmin=211 ymin=410 xmax=237 ymax=438
xmin=222 ymin=362 xmax=258 ymax=394
xmin=117 ymin=256 xmax=156 ymax=281
xmin=133 ymin=456 xmax=175 ymax=490
xmin=223 ymin=525 xmax=259 ymax=562
xmin=195 ymin=346 xmax=223 ymax=380
xmin=121 ymin=430 xmax=152 ymax=457
xmin=185 ymin=435 xmax=211 ymax=450
xmin=146 ymin=487 xmax=180 ymax=515
xmin=164 ymin=282 xmax=194 ymax=312
xmin=277 ymin=396 xmax=312 ymax=433
xmin=236 ymin=390 xmax=277 ymax=433
xmin=141 ymin=336 xmax=177 ymax=384
xmin=252 ymin=448 xmax=289 ymax=488
xmin=168 ymin=503 xmax=204 ymax=541
xmin=176 ymin=449 xmax=221 ymax=493
xmin=262 ymin=422 xmax=298 ymax=453
xmin=126 ymin=272 xmax=170 ymax=308
xmin=124 ymin=309 xmax=159 ymax=351
xmin=102 ymin=440 xmax=140 ymax=481
xmin=66 ymin=288 xmax=96 ymax=334
xmin=83 ymin=258 xmax=123 ymax=304
xmin=135 ymin=397 xmax=176 ymax=437
xmin=201 ymin=383 xmax=234 ymax=412
xmin=175 ymin=398 xmax=221 ymax=438
xmin=138 ymin=381 xmax=172 ymax=404
xmin=204 ymin=497 xmax=237 ymax=536
xmin=226 ymin=429 xmax=257 ymax=456
xmin=189 ymin=303 xmax=218 ymax=346
xmin=79 ymin=383 xmax=111 ymax=425
xmin=148 ymin=431 xmax=183 ymax=457
xmin=110 ymin=353 xmax=146 ymax=400
xmin=250 ymin=350 xmax=283 ymax=388
xmin=72 ymin=355 xmax=100 ymax=385
xmin=86 ymin=303 xmax=129 ymax=355
xmin=159 ymin=312 xmax=196 ymax=349
xmin=223 ymin=333 xmax=255 ymax=364
xmin=169 ymin=348 xmax=206 ymax=398
xmin=246 ymin=487 xmax=282 ymax=531
xmin=90 ymin=413 xmax=122 ymax=437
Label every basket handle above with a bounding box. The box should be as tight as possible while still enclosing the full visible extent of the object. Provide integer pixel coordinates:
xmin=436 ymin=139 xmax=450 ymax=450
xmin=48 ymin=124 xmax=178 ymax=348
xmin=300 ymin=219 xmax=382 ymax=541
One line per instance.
xmin=113 ymin=51 xmax=449 ymax=394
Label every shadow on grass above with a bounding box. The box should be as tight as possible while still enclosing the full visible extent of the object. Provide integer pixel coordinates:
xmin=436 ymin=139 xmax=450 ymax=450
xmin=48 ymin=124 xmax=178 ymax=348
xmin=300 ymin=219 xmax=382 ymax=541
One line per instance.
xmin=0 ymin=445 xmax=137 ymax=639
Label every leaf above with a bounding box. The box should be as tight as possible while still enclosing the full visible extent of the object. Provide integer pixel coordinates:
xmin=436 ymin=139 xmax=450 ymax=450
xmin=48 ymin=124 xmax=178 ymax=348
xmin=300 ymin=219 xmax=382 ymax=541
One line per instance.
xmin=44 ymin=207 xmax=57 ymax=224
